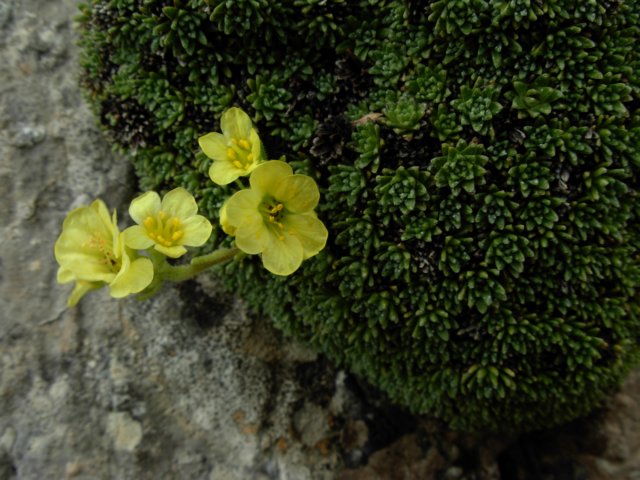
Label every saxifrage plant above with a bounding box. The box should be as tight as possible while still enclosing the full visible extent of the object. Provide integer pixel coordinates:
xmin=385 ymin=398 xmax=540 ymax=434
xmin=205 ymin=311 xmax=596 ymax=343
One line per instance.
xmin=76 ymin=0 xmax=640 ymax=431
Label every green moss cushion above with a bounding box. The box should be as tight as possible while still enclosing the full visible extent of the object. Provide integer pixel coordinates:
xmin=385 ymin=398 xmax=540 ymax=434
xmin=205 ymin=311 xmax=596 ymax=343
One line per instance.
xmin=78 ymin=0 xmax=640 ymax=431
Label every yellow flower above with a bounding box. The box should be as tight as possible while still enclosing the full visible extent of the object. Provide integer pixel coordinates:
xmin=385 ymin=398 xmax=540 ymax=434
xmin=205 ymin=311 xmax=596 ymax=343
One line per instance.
xmin=54 ymin=200 xmax=154 ymax=306
xmin=198 ymin=107 xmax=264 ymax=185
xmin=124 ymin=187 xmax=212 ymax=258
xmin=222 ymin=160 xmax=328 ymax=276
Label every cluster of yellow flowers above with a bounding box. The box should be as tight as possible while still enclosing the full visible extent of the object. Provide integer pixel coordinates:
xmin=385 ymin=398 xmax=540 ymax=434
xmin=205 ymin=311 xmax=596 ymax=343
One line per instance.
xmin=55 ymin=107 xmax=328 ymax=306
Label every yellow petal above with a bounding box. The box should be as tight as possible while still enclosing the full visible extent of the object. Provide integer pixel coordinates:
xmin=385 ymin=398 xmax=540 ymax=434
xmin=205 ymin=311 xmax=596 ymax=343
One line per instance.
xmin=235 ymin=221 xmax=270 ymax=255
xmin=198 ymin=132 xmax=228 ymax=162
xmin=275 ymin=174 xmax=320 ymax=213
xmin=57 ymin=267 xmax=75 ymax=284
xmin=225 ymin=189 xmax=262 ymax=226
xmin=249 ymin=128 xmax=264 ymax=161
xmin=61 ymin=201 xmax=113 ymax=245
xmin=261 ymin=232 xmax=304 ymax=276
xmin=109 ymin=254 xmax=154 ymax=298
xmin=209 ymin=159 xmax=245 ymax=185
xmin=161 ymin=187 xmax=198 ymax=219
xmin=129 ymin=191 xmax=161 ymax=225
xmin=284 ymin=213 xmax=329 ymax=259
xmin=221 ymin=107 xmax=253 ymax=140
xmin=57 ymin=244 xmax=116 ymax=282
xmin=154 ymin=244 xmax=188 ymax=258
xmin=219 ymin=201 xmax=236 ymax=235
xmin=249 ymin=160 xmax=292 ymax=196
xmin=181 ymin=215 xmax=213 ymax=246
xmin=93 ymin=199 xmax=114 ymax=232
xmin=123 ymin=225 xmax=154 ymax=250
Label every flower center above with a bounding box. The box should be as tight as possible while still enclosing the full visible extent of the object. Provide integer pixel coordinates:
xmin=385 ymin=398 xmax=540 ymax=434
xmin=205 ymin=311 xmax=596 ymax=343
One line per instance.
xmin=88 ymin=233 xmax=120 ymax=273
xmin=266 ymin=203 xmax=284 ymax=225
xmin=227 ymin=137 xmax=254 ymax=170
xmin=143 ymin=210 xmax=184 ymax=247
xmin=259 ymin=199 xmax=287 ymax=240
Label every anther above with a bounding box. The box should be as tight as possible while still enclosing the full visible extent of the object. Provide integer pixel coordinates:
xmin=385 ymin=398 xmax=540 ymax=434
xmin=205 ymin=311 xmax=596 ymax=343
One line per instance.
xmin=238 ymin=139 xmax=250 ymax=150
xmin=231 ymin=138 xmax=238 ymax=145
xmin=172 ymin=231 xmax=183 ymax=241
xmin=144 ymin=216 xmax=154 ymax=229
xmin=233 ymin=160 xmax=244 ymax=169
xmin=227 ymin=148 xmax=237 ymax=159
xmin=269 ymin=203 xmax=284 ymax=214
xmin=246 ymin=153 xmax=254 ymax=162
xmin=171 ymin=218 xmax=180 ymax=228
xmin=159 ymin=211 xmax=167 ymax=220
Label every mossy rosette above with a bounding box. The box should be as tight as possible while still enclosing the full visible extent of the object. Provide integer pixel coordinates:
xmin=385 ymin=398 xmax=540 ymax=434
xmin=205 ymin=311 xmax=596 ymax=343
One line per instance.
xmin=77 ymin=0 xmax=640 ymax=432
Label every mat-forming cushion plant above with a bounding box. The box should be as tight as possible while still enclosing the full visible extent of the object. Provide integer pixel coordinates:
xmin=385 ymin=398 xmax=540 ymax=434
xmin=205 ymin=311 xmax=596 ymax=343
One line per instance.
xmin=76 ymin=0 xmax=640 ymax=431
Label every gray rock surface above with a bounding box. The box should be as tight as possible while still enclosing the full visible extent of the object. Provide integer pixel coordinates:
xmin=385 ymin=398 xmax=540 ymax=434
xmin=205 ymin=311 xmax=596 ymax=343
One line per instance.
xmin=0 ymin=1 xmax=353 ymax=478
xmin=2 ymin=1 xmax=640 ymax=480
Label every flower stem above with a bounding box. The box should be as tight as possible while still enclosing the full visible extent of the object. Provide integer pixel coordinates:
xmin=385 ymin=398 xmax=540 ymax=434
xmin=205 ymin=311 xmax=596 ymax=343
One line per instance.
xmin=137 ymin=247 xmax=240 ymax=300
xmin=161 ymin=247 xmax=240 ymax=282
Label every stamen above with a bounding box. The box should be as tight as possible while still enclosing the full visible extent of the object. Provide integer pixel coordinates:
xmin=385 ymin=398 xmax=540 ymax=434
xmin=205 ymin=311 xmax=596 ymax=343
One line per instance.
xmin=227 ymin=148 xmax=237 ymax=159
xmin=246 ymin=153 xmax=254 ymax=162
xmin=268 ymin=215 xmax=284 ymax=229
xmin=172 ymin=231 xmax=183 ymax=241
xmin=269 ymin=203 xmax=284 ymax=214
xmin=231 ymin=138 xmax=238 ymax=145
xmin=238 ymin=139 xmax=250 ymax=150
xmin=159 ymin=211 xmax=167 ymax=221
xmin=233 ymin=160 xmax=244 ymax=169
xmin=144 ymin=216 xmax=155 ymax=229
xmin=170 ymin=218 xmax=180 ymax=228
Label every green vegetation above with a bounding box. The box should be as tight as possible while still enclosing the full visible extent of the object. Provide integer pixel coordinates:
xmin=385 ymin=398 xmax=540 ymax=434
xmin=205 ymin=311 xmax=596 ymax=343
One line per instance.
xmin=77 ymin=0 xmax=640 ymax=431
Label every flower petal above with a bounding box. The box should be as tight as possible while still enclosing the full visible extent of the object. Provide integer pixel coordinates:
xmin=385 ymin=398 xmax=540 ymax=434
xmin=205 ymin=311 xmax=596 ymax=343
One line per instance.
xmin=284 ymin=213 xmax=329 ymax=259
xmin=129 ymin=191 xmax=161 ymax=225
xmin=61 ymin=256 xmax=116 ymax=282
xmin=249 ymin=160 xmax=292 ymax=196
xmin=109 ymin=256 xmax=154 ymax=298
xmin=181 ymin=215 xmax=213 ymax=246
xmin=209 ymin=160 xmax=244 ymax=185
xmin=261 ymin=232 xmax=304 ymax=276
xmin=123 ymin=225 xmax=154 ymax=250
xmin=225 ymin=189 xmax=262 ymax=227
xmin=198 ymin=132 xmax=228 ymax=161
xmin=249 ymin=128 xmax=264 ymax=161
xmin=221 ymin=107 xmax=252 ymax=140
xmin=235 ymin=221 xmax=270 ymax=255
xmin=154 ymin=244 xmax=188 ymax=258
xmin=219 ymin=201 xmax=236 ymax=235
xmin=161 ymin=187 xmax=198 ymax=219
xmin=275 ymin=174 xmax=320 ymax=213
xmin=62 ymin=201 xmax=113 ymax=243
xmin=57 ymin=267 xmax=75 ymax=284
